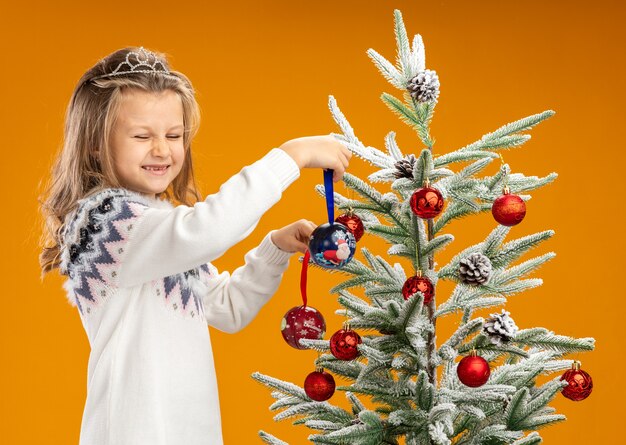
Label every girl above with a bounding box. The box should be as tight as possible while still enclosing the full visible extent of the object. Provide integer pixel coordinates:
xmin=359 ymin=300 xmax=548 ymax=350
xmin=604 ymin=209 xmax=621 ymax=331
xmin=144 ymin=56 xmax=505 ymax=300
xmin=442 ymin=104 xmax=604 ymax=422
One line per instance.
xmin=38 ymin=46 xmax=351 ymax=445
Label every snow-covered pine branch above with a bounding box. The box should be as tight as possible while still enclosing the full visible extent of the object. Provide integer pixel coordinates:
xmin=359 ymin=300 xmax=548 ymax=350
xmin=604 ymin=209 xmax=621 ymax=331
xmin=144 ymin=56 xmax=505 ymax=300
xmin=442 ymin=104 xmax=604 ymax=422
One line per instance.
xmin=259 ymin=430 xmax=289 ymax=445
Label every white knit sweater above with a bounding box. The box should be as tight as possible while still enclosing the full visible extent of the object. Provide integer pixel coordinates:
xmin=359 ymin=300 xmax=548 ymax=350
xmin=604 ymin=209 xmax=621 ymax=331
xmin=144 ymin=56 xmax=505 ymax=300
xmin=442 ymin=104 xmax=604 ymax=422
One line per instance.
xmin=60 ymin=148 xmax=301 ymax=445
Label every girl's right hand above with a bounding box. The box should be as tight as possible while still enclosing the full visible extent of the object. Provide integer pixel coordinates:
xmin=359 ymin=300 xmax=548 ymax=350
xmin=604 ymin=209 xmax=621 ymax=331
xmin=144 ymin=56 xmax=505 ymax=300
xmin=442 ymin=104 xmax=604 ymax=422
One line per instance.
xmin=279 ymin=135 xmax=352 ymax=182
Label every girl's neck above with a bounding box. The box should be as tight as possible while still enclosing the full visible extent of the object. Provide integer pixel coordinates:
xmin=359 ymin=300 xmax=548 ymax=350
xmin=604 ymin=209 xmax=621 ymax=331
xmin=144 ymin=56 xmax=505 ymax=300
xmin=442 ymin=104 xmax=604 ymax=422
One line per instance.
xmin=122 ymin=187 xmax=156 ymax=201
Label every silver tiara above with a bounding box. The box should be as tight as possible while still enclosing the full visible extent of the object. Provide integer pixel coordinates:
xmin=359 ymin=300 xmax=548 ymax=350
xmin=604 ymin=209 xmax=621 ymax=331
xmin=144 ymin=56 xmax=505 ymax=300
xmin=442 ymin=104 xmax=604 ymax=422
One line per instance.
xmin=90 ymin=47 xmax=177 ymax=81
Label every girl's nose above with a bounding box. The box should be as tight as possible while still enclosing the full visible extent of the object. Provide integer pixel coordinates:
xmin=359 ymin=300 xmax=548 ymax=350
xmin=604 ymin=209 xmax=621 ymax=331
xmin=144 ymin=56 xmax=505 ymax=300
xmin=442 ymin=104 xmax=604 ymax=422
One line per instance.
xmin=151 ymin=138 xmax=170 ymax=157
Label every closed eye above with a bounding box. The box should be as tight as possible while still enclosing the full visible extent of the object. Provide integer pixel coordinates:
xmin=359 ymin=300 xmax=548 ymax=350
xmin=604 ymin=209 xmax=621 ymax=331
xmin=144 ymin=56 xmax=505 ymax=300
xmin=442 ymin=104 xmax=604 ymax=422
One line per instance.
xmin=134 ymin=135 xmax=181 ymax=139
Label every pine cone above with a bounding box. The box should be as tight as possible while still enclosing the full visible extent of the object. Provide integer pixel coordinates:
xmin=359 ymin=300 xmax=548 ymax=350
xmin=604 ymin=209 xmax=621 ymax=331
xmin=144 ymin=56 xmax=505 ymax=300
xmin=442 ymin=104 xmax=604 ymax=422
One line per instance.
xmin=459 ymin=253 xmax=492 ymax=285
xmin=483 ymin=310 xmax=519 ymax=345
xmin=393 ymin=154 xmax=417 ymax=179
xmin=407 ymin=69 xmax=440 ymax=103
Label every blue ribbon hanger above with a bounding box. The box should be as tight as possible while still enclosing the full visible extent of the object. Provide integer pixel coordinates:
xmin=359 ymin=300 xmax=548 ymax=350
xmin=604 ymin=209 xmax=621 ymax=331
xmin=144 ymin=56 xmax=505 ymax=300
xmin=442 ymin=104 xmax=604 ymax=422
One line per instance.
xmin=324 ymin=169 xmax=334 ymax=225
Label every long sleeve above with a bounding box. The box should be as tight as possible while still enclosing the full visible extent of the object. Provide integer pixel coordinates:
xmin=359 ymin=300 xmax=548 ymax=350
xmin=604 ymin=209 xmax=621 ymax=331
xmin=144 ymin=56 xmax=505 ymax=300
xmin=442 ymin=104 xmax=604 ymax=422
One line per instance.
xmin=198 ymin=230 xmax=294 ymax=333
xmin=60 ymin=148 xmax=300 ymax=291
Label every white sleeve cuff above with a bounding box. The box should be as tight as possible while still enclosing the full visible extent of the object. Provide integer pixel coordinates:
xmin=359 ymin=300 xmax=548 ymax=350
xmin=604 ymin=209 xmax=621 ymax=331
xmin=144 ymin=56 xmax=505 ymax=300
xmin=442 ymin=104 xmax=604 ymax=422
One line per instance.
xmin=258 ymin=148 xmax=301 ymax=191
xmin=255 ymin=230 xmax=296 ymax=265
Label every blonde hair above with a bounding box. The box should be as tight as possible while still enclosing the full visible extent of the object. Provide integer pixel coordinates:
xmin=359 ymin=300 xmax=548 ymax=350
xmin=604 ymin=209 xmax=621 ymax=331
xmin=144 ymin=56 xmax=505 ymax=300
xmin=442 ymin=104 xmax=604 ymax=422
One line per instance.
xmin=38 ymin=46 xmax=203 ymax=278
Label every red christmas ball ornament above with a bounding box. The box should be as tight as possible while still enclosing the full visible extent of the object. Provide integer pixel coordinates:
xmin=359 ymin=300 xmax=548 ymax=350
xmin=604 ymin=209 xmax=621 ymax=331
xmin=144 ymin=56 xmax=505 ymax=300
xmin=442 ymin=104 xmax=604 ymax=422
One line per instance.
xmin=560 ymin=361 xmax=593 ymax=401
xmin=410 ymin=184 xmax=444 ymax=219
xmin=402 ymin=274 xmax=434 ymax=304
xmin=335 ymin=212 xmax=365 ymax=242
xmin=280 ymin=305 xmax=326 ymax=350
xmin=304 ymin=368 xmax=336 ymax=401
xmin=491 ymin=186 xmax=526 ymax=226
xmin=330 ymin=326 xmax=362 ymax=360
xmin=457 ymin=351 xmax=490 ymax=387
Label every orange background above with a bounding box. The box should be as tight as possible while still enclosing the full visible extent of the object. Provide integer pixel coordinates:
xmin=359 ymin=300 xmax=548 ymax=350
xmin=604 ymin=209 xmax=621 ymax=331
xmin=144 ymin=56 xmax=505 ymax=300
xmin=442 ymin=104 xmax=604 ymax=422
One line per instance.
xmin=2 ymin=0 xmax=624 ymax=443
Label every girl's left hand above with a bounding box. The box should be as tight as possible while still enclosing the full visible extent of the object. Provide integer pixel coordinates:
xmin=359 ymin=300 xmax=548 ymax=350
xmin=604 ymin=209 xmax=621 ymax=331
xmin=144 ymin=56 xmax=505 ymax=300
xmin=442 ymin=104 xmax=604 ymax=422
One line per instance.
xmin=271 ymin=219 xmax=318 ymax=253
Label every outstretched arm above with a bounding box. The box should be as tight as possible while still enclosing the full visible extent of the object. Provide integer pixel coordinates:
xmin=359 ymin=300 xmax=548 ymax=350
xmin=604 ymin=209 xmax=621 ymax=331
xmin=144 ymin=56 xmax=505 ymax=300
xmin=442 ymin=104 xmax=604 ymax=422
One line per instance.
xmin=200 ymin=230 xmax=294 ymax=333
xmin=59 ymin=148 xmax=300 ymax=289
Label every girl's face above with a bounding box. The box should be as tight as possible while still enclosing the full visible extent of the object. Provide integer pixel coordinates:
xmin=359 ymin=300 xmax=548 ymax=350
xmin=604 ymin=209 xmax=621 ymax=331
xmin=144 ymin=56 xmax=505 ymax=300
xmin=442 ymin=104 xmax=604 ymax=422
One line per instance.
xmin=109 ymin=89 xmax=185 ymax=199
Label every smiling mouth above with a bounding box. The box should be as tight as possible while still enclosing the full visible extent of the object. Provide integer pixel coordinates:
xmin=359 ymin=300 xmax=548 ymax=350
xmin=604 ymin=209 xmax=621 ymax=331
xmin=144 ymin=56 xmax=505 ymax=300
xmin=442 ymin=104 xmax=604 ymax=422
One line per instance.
xmin=142 ymin=165 xmax=170 ymax=175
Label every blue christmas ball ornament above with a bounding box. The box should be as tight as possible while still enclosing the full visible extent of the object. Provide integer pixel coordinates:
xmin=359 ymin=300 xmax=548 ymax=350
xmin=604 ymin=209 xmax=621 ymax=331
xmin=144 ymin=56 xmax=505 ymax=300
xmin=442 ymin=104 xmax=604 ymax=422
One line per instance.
xmin=308 ymin=222 xmax=357 ymax=269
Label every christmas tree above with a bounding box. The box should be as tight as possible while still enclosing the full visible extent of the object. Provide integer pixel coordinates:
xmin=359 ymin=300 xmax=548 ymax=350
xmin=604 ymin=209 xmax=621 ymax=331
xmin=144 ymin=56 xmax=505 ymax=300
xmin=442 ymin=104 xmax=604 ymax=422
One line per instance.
xmin=252 ymin=9 xmax=594 ymax=445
